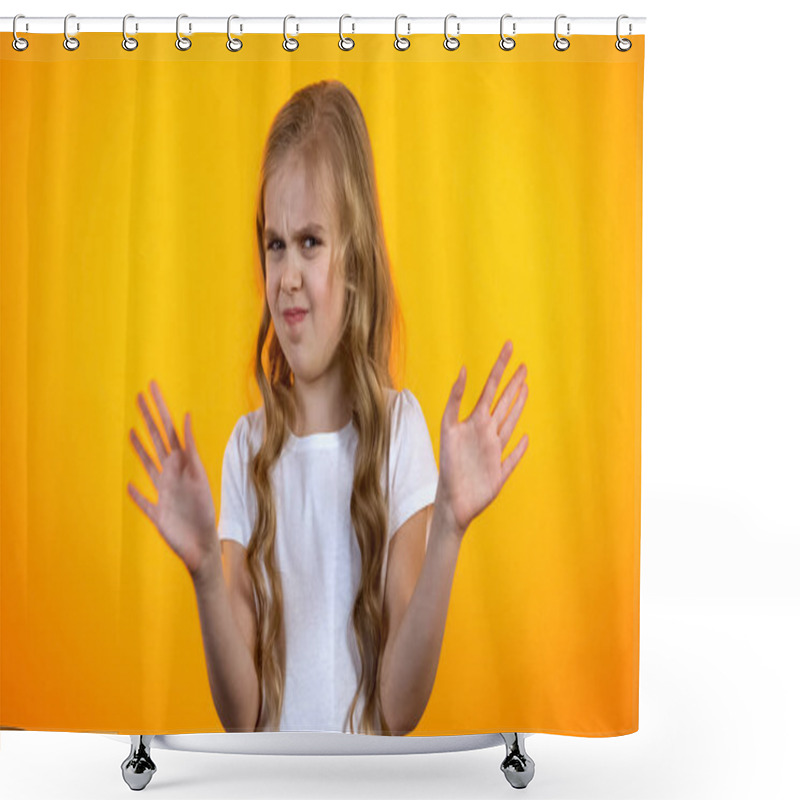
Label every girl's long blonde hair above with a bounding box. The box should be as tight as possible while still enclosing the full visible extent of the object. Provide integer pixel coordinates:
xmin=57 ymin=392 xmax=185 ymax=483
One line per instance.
xmin=245 ymin=79 xmax=406 ymax=734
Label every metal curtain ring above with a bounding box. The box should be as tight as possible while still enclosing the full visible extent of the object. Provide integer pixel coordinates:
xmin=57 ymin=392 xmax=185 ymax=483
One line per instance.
xmin=499 ymin=14 xmax=516 ymax=51
xmin=443 ymin=13 xmax=460 ymax=51
xmin=394 ymin=14 xmax=410 ymax=51
xmin=615 ymin=14 xmax=632 ymax=52
xmin=176 ymin=14 xmax=192 ymax=51
xmin=63 ymin=13 xmax=79 ymax=51
xmin=12 ymin=14 xmax=29 ymax=52
xmin=553 ymin=14 xmax=570 ymax=51
xmin=339 ymin=14 xmax=355 ymax=51
xmin=283 ymin=15 xmax=299 ymax=51
xmin=227 ymin=15 xmax=243 ymax=52
xmin=122 ymin=14 xmax=139 ymax=51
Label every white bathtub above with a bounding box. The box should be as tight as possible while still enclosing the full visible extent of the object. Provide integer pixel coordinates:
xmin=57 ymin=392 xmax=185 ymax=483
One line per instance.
xmin=103 ymin=731 xmax=535 ymax=790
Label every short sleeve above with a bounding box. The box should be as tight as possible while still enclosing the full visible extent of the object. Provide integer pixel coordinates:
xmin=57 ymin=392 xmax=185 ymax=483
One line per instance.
xmin=387 ymin=389 xmax=439 ymax=542
xmin=217 ymin=416 xmax=252 ymax=549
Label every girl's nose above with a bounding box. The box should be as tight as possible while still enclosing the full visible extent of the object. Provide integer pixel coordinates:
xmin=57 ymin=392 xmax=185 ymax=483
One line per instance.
xmin=281 ymin=259 xmax=302 ymax=290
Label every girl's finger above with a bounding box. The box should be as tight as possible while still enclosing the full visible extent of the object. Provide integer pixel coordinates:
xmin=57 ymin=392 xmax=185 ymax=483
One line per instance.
xmin=492 ymin=362 xmax=527 ymax=434
xmin=184 ymin=413 xmax=200 ymax=469
xmin=500 ymin=433 xmax=529 ymax=488
xmin=476 ymin=340 xmax=513 ymax=417
xmin=150 ymin=380 xmax=182 ymax=453
xmin=127 ymin=481 xmax=158 ymax=529
xmin=443 ymin=365 xmax=467 ymax=429
xmin=130 ymin=428 xmax=160 ymax=488
xmin=137 ymin=391 xmax=168 ymax=465
xmin=497 ymin=381 xmax=529 ymax=450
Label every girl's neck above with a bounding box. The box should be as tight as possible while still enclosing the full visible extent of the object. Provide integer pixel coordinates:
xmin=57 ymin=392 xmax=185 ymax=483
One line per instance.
xmin=289 ymin=384 xmax=353 ymax=437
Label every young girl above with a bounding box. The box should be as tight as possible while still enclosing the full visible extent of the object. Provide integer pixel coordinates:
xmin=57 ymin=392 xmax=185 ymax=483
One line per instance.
xmin=127 ymin=80 xmax=529 ymax=736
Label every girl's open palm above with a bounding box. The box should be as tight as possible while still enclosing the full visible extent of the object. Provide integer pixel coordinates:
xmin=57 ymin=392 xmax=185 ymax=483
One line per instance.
xmin=127 ymin=381 xmax=218 ymax=579
xmin=438 ymin=341 xmax=529 ymax=537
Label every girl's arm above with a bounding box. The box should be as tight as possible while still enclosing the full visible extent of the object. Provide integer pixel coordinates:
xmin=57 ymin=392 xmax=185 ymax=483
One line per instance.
xmin=380 ymin=342 xmax=529 ymax=733
xmin=126 ymin=383 xmax=263 ymax=730
xmin=192 ymin=542 xmax=261 ymax=732
xmin=379 ymin=493 xmax=462 ymax=734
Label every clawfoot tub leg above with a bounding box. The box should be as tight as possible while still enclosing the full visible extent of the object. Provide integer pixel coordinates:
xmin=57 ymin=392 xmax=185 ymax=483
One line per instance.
xmin=121 ymin=735 xmax=157 ymax=790
xmin=500 ymin=733 xmax=535 ymax=789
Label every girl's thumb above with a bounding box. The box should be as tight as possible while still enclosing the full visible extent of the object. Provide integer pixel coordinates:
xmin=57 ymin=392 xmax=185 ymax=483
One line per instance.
xmin=454 ymin=365 xmax=466 ymax=393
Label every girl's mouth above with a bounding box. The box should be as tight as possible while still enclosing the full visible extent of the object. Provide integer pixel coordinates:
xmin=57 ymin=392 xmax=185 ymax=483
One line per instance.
xmin=283 ymin=310 xmax=308 ymax=326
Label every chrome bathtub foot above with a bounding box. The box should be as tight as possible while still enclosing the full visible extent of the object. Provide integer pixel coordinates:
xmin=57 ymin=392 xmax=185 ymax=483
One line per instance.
xmin=121 ymin=735 xmax=156 ymax=790
xmin=500 ymin=733 xmax=535 ymax=789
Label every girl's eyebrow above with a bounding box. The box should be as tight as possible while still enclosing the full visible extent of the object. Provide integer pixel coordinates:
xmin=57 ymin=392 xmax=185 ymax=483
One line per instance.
xmin=265 ymin=223 xmax=324 ymax=238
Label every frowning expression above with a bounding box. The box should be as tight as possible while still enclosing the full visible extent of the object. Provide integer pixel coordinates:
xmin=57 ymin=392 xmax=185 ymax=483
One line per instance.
xmin=264 ymin=154 xmax=346 ymax=384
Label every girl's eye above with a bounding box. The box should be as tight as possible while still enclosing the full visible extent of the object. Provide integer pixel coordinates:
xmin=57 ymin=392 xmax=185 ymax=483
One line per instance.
xmin=266 ymin=237 xmax=320 ymax=252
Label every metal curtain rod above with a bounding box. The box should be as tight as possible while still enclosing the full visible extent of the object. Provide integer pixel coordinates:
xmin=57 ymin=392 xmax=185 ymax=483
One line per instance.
xmin=2 ymin=15 xmax=646 ymax=36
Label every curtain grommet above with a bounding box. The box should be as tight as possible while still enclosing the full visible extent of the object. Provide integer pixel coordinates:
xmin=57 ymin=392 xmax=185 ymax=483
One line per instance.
xmin=339 ymin=14 xmax=355 ymax=51
xmin=283 ymin=15 xmax=299 ymax=52
xmin=553 ymin=14 xmax=570 ymax=51
xmin=122 ymin=14 xmax=139 ymax=51
xmin=12 ymin=14 xmax=29 ymax=51
xmin=499 ymin=14 xmax=516 ymax=51
xmin=63 ymin=13 xmax=80 ymax=51
xmin=175 ymin=14 xmax=192 ymax=51
xmin=443 ymin=14 xmax=460 ymax=51
xmin=227 ymin=15 xmax=243 ymax=52
xmin=394 ymin=15 xmax=411 ymax=51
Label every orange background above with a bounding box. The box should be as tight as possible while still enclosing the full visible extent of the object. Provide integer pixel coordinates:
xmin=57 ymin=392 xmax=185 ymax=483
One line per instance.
xmin=1 ymin=33 xmax=643 ymax=736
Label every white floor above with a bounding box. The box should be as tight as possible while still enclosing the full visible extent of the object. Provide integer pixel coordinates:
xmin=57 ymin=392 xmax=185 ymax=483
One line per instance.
xmin=2 ymin=597 xmax=798 ymax=799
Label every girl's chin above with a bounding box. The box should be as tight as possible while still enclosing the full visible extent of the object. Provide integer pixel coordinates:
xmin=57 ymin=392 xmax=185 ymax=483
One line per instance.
xmin=286 ymin=359 xmax=310 ymax=381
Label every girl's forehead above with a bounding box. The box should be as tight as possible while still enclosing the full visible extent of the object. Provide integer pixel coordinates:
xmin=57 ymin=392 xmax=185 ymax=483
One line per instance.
xmin=265 ymin=166 xmax=334 ymax=230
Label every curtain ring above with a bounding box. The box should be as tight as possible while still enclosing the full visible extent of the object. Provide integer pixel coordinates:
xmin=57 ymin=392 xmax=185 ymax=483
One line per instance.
xmin=122 ymin=14 xmax=139 ymax=51
xmin=227 ymin=15 xmax=243 ymax=52
xmin=394 ymin=15 xmax=411 ymax=51
xmin=553 ymin=14 xmax=570 ymax=51
xmin=443 ymin=14 xmax=460 ymax=51
xmin=339 ymin=14 xmax=355 ymax=51
xmin=12 ymin=14 xmax=29 ymax=52
xmin=615 ymin=14 xmax=632 ymax=52
xmin=176 ymin=14 xmax=192 ymax=51
xmin=499 ymin=14 xmax=516 ymax=51
xmin=283 ymin=15 xmax=299 ymax=51
xmin=63 ymin=13 xmax=80 ymax=51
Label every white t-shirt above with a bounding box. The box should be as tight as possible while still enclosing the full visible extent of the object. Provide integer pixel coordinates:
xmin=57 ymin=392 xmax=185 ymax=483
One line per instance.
xmin=217 ymin=387 xmax=439 ymax=733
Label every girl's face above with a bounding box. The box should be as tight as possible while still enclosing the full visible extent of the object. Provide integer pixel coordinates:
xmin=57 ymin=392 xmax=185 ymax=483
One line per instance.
xmin=264 ymin=155 xmax=346 ymax=385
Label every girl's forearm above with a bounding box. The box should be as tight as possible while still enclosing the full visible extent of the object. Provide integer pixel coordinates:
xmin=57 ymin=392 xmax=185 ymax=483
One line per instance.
xmin=192 ymin=547 xmax=261 ymax=732
xmin=380 ymin=500 xmax=462 ymax=734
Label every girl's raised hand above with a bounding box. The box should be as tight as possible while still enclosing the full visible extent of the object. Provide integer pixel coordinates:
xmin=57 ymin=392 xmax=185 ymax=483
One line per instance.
xmin=127 ymin=381 xmax=219 ymax=580
xmin=437 ymin=341 xmax=529 ymax=538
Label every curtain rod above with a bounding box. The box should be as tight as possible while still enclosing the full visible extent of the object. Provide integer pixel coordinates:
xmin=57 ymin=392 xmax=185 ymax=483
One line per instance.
xmin=2 ymin=16 xmax=646 ymax=37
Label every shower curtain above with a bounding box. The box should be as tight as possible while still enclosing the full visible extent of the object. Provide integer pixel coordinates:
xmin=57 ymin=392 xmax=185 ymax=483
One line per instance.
xmin=1 ymin=29 xmax=644 ymax=737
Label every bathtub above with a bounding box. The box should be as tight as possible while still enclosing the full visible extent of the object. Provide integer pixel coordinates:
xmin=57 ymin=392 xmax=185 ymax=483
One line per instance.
xmin=103 ymin=731 xmax=535 ymax=790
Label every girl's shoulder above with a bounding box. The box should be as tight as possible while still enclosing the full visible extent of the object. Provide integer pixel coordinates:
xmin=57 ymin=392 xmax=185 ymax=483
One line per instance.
xmin=387 ymin=386 xmax=422 ymax=409
xmin=232 ymin=408 xmax=260 ymax=439
xmin=386 ymin=387 xmax=427 ymax=432
xmin=226 ymin=408 xmax=264 ymax=461
xmin=385 ymin=386 xmax=405 ymax=418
